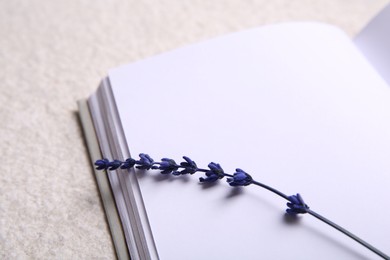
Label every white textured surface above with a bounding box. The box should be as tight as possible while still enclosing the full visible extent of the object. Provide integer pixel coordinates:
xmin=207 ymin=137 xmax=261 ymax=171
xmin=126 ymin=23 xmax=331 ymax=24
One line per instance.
xmin=0 ymin=1 xmax=388 ymax=259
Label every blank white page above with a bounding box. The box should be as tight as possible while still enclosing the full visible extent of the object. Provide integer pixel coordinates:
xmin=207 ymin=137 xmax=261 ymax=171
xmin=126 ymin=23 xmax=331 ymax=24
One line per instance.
xmin=109 ymin=23 xmax=390 ymax=259
xmin=355 ymin=4 xmax=390 ymax=84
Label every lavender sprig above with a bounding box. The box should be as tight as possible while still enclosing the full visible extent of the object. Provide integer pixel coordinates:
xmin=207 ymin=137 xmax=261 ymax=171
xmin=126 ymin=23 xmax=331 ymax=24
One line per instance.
xmin=95 ymin=154 xmax=389 ymax=259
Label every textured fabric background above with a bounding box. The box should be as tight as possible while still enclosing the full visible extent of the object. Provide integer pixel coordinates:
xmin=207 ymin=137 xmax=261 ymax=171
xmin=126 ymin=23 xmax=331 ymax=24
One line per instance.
xmin=0 ymin=1 xmax=388 ymax=259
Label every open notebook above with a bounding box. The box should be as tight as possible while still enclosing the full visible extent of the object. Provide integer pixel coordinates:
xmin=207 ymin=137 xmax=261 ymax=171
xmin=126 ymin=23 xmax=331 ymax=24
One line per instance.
xmin=79 ymin=5 xmax=390 ymax=260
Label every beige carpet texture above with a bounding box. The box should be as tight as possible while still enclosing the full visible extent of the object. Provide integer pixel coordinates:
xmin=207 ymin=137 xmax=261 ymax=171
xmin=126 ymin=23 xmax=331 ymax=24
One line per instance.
xmin=1 ymin=0 xmax=389 ymax=259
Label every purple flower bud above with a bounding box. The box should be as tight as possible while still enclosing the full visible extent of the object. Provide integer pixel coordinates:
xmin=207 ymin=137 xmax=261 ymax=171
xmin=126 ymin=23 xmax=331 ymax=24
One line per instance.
xmin=121 ymin=158 xmax=136 ymax=169
xmin=135 ymin=153 xmax=155 ymax=170
xmin=286 ymin=193 xmax=309 ymax=215
xmin=95 ymin=159 xmax=110 ymax=170
xmin=178 ymin=156 xmax=198 ymax=175
xmin=199 ymin=162 xmax=225 ymax=183
xmin=227 ymin=168 xmax=252 ymax=186
xmin=158 ymin=158 xmax=179 ymax=174
xmin=108 ymin=160 xmax=122 ymax=170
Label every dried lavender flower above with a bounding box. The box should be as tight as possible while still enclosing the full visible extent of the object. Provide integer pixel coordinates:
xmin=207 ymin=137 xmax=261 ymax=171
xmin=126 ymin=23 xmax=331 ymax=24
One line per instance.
xmin=94 ymin=154 xmax=389 ymax=259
